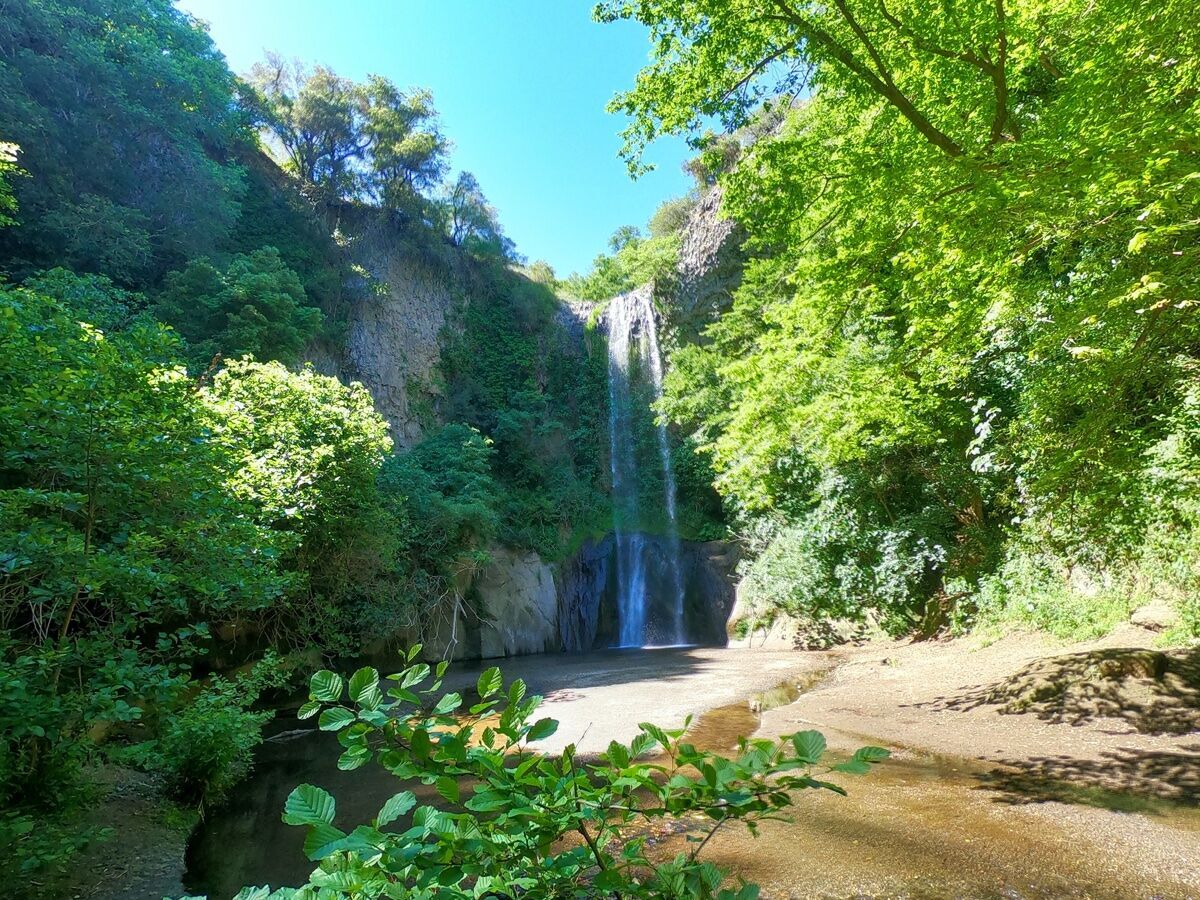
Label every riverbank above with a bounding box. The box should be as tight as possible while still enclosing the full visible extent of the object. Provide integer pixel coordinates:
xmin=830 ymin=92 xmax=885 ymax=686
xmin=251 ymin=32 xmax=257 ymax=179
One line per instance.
xmin=690 ymin=626 xmax=1200 ymax=898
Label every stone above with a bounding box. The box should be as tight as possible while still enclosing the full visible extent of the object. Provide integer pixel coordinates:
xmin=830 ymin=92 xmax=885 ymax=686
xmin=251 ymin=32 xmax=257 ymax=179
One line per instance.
xmin=473 ymin=547 xmax=559 ymax=658
xmin=1130 ymin=599 xmax=1181 ymax=632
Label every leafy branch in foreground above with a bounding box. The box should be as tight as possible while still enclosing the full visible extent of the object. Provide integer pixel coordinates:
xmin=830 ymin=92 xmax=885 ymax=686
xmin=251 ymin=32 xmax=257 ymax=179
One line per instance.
xmin=219 ymin=647 xmax=887 ymax=899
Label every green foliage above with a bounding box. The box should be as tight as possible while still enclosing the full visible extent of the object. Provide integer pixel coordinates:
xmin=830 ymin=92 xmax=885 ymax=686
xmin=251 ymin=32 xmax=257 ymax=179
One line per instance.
xmin=0 ymin=280 xmax=294 ymax=876
xmin=0 ymin=142 xmax=18 ymax=229
xmin=248 ymin=57 xmax=448 ymax=210
xmin=216 ymin=654 xmax=885 ymax=898
xmin=136 ymin=656 xmax=288 ymax=806
xmin=613 ymin=0 xmax=1200 ymax=636
xmin=648 ymin=194 xmax=698 ymax=238
xmin=563 ymin=228 xmax=680 ymax=302
xmin=0 ymin=0 xmax=249 ymax=282
xmin=0 ymin=281 xmax=402 ymax=876
xmin=157 ymin=247 xmax=324 ymax=370
xmin=440 ymin=267 xmax=610 ymax=557
xmin=439 ymin=171 xmax=518 ymax=261
xmin=381 ymin=424 xmax=500 ymax=570
xmin=201 ymin=358 xmax=393 ymax=636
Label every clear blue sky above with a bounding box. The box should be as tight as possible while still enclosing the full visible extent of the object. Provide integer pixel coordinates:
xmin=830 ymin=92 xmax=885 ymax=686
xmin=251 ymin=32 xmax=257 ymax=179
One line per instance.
xmin=176 ymin=0 xmax=693 ymax=276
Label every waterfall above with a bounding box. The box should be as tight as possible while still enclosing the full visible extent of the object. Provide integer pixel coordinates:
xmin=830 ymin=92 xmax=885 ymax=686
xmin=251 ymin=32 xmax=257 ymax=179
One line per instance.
xmin=605 ymin=286 xmax=686 ymax=647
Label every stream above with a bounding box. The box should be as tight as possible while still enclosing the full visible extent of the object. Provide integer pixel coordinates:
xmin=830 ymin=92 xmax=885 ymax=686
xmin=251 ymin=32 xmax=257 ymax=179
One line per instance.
xmin=183 ymin=647 xmax=822 ymax=897
xmin=185 ymin=646 xmax=1200 ymax=899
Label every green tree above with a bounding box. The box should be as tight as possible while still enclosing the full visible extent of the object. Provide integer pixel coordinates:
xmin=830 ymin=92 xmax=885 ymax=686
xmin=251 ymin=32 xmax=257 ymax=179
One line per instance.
xmin=440 ymin=171 xmax=519 ymax=260
xmin=201 ymin=359 xmax=393 ymax=635
xmin=0 ymin=0 xmax=248 ymax=282
xmin=0 ymin=281 xmax=290 ymax=826
xmin=157 ymin=247 xmax=323 ymax=369
xmin=249 ymin=58 xmax=448 ymax=213
xmin=615 ymin=0 xmax=1200 ymax=630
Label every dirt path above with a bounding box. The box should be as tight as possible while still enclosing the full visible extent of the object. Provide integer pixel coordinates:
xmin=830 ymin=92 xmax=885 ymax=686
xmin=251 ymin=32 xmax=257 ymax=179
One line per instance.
xmin=693 ymin=627 xmax=1200 ymax=899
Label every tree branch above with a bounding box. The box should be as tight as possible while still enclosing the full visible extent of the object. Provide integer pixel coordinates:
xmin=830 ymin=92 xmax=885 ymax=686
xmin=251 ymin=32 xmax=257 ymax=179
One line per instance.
xmin=764 ymin=0 xmax=965 ymax=158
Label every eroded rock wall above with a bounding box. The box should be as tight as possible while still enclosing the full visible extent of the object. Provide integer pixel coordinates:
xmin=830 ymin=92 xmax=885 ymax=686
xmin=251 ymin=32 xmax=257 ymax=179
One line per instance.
xmin=306 ymin=213 xmax=466 ymax=449
xmin=472 ymin=548 xmax=560 ymax=659
xmin=672 ymin=185 xmax=746 ymax=339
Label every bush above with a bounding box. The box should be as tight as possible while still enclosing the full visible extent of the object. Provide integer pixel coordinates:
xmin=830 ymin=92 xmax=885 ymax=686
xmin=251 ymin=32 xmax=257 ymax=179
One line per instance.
xmin=213 ymin=651 xmax=887 ymax=899
xmin=150 ymin=658 xmax=287 ymax=807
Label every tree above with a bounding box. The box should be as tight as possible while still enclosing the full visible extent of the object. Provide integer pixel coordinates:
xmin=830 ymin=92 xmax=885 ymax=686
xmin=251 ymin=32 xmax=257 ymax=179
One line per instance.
xmin=201 ymin=359 xmax=393 ymax=634
xmin=637 ymin=0 xmax=1200 ymax=630
xmin=0 ymin=280 xmax=290 ymax=822
xmin=0 ymin=0 xmax=248 ymax=282
xmin=441 ymin=171 xmax=518 ymax=260
xmin=362 ymin=78 xmax=448 ymax=210
xmin=249 ymin=56 xmax=370 ymax=204
xmin=596 ymin=0 xmax=1029 ymax=173
xmin=249 ymin=58 xmax=448 ymax=213
xmin=157 ymin=247 xmax=323 ymax=369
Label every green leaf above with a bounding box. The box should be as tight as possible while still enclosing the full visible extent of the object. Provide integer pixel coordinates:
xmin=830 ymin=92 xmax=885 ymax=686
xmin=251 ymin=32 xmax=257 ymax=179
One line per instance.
xmin=790 ymin=730 xmax=826 ymax=764
xmin=477 ymin=666 xmax=502 ymax=699
xmin=348 ymin=666 xmax=382 ymax=709
xmin=508 ymin=678 xmax=527 ymax=705
xmin=376 ymin=791 xmax=416 ymax=827
xmin=338 ymin=746 xmax=371 ymax=770
xmin=318 ymin=707 xmax=356 ymax=732
xmin=310 ymin=671 xmax=343 ymax=703
xmin=435 ymin=776 xmax=460 ymax=804
xmin=302 ymin=821 xmax=347 ymax=860
xmin=832 ymin=758 xmax=871 ymax=775
xmin=297 ymin=700 xmax=321 ymax=720
xmin=400 ymin=663 xmax=430 ymax=689
xmin=282 ymin=784 xmax=336 ymax=826
xmin=433 ymin=692 xmax=463 ymax=715
xmin=639 ymin=723 xmax=671 ymax=749
xmin=527 ymin=717 xmax=558 ymax=742
xmin=855 ymin=746 xmax=891 ymax=762
xmin=465 ymin=790 xmax=509 ymax=812
xmin=606 ymin=740 xmax=630 ymax=768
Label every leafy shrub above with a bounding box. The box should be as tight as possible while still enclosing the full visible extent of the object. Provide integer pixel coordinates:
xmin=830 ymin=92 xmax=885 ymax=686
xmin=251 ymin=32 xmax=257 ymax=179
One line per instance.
xmin=972 ymin=548 xmax=1141 ymax=641
xmin=157 ymin=248 xmax=323 ymax=369
xmin=214 ymin=651 xmax=886 ymax=899
xmin=148 ymin=656 xmax=288 ymax=806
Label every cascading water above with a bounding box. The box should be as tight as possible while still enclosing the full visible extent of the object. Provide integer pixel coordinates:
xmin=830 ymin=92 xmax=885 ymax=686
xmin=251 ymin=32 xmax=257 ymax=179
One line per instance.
xmin=605 ymin=286 xmax=686 ymax=647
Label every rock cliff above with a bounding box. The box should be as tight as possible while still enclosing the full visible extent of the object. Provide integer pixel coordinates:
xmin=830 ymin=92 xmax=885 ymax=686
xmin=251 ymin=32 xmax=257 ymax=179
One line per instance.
xmin=670 ymin=185 xmax=746 ymax=341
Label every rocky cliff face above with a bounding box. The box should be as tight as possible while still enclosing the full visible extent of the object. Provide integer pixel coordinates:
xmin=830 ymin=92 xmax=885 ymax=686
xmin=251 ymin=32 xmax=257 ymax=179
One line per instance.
xmin=671 ymin=185 xmax=746 ymax=340
xmin=308 ymin=216 xmax=465 ymax=448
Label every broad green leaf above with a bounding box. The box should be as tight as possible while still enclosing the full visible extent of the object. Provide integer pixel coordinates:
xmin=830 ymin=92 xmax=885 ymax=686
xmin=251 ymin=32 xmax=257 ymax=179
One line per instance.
xmin=433 ymin=692 xmax=462 ymax=715
xmin=297 ymin=700 xmax=321 ymax=720
xmin=435 ymin=776 xmax=460 ymax=804
xmin=302 ymin=822 xmax=347 ymax=860
xmin=310 ymin=671 xmax=343 ymax=703
xmin=508 ymin=678 xmax=527 ymax=705
xmin=790 ymin=730 xmax=826 ymax=764
xmin=318 ymin=708 xmax=356 ymax=732
xmin=348 ymin=667 xmax=382 ymax=709
xmin=376 ymin=791 xmax=416 ymax=827
xmin=477 ymin=666 xmax=502 ymax=699
xmin=527 ymin=717 xmax=558 ymax=742
xmin=283 ymin=784 xmax=336 ymax=826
